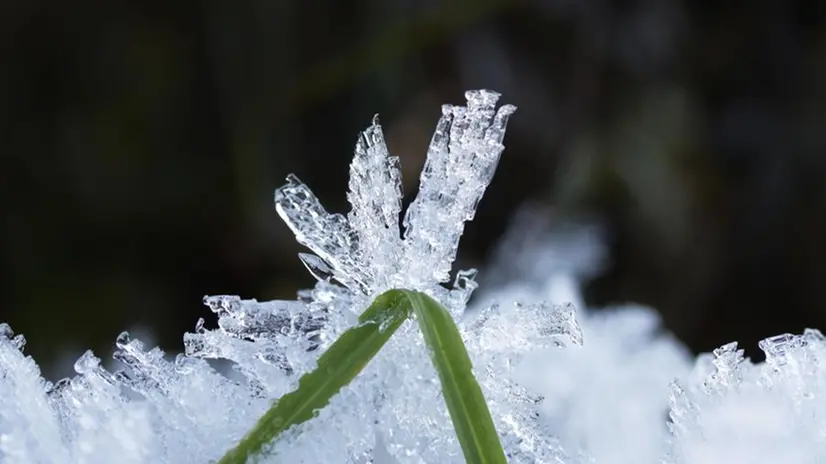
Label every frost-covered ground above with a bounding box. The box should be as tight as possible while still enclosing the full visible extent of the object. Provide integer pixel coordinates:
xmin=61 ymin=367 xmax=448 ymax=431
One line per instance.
xmin=2 ymin=91 xmax=826 ymax=463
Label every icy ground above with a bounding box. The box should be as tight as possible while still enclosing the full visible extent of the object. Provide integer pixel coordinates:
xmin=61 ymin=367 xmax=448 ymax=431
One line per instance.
xmin=2 ymin=91 xmax=826 ymax=464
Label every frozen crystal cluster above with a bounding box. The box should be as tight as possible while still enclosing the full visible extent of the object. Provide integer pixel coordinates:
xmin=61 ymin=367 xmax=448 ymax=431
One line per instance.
xmin=277 ymin=89 xmax=514 ymax=299
xmin=3 ymin=89 xmax=826 ymax=464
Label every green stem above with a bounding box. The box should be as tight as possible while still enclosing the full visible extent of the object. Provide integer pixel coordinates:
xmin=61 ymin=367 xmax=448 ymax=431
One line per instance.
xmin=217 ymin=291 xmax=410 ymax=463
xmin=401 ymin=290 xmax=507 ymax=464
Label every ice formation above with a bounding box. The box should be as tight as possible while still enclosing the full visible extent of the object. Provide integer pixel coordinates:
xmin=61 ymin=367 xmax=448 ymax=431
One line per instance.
xmin=0 ymin=91 xmax=580 ymax=463
xmin=3 ymin=89 xmax=826 ymax=464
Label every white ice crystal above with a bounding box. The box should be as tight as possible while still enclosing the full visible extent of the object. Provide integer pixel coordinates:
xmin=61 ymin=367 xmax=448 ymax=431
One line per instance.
xmin=277 ymin=89 xmax=515 ymax=299
xmin=0 ymin=90 xmax=583 ymax=464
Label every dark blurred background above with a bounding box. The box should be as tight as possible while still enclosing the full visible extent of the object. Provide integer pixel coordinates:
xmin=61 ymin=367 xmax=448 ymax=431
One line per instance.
xmin=2 ymin=0 xmax=826 ymax=378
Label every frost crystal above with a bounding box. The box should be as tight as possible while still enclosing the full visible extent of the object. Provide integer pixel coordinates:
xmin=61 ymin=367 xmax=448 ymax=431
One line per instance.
xmin=264 ymin=90 xmax=584 ymax=463
xmin=276 ymin=89 xmax=515 ymax=297
xmin=0 ymin=90 xmax=584 ymax=464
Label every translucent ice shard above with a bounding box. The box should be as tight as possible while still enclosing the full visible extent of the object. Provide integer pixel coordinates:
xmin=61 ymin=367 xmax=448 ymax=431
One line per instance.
xmin=275 ymin=90 xmax=515 ymax=300
xmin=402 ymin=90 xmax=516 ymax=286
xmin=347 ymin=116 xmax=404 ymax=291
xmin=275 ymin=174 xmax=366 ymax=293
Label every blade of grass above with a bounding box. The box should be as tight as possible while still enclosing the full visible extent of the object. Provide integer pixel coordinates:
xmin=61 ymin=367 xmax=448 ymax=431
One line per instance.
xmin=401 ymin=290 xmax=507 ymax=464
xmin=218 ymin=289 xmax=506 ymax=463
xmin=217 ymin=290 xmax=411 ymax=464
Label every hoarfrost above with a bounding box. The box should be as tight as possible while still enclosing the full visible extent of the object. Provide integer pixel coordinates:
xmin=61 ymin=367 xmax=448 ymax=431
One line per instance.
xmin=263 ymin=90 xmax=582 ymax=463
xmin=4 ymin=89 xmax=826 ymax=464
xmin=0 ymin=90 xmax=582 ymax=463
xmin=276 ymin=89 xmax=515 ymax=299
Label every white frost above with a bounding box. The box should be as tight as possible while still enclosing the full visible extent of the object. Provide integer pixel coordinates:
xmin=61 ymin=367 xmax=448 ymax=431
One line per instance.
xmin=276 ymin=89 xmax=515 ymax=299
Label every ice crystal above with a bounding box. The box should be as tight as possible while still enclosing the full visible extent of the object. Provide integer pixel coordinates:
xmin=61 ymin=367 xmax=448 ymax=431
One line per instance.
xmin=260 ymin=90 xmax=584 ymax=463
xmin=276 ymin=89 xmax=515 ymax=299
xmin=0 ymin=90 xmax=583 ymax=463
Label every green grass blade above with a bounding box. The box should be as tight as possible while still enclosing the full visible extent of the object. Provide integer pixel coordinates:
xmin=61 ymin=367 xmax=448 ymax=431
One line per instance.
xmin=401 ymin=290 xmax=507 ymax=464
xmin=217 ymin=290 xmax=411 ymax=464
xmin=218 ymin=289 xmax=506 ymax=463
